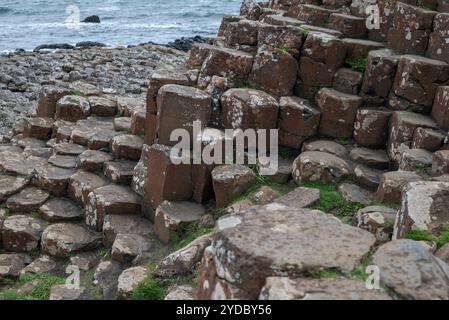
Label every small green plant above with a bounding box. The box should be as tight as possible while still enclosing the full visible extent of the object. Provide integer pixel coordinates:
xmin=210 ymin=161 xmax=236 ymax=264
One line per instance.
xmin=351 ymin=254 xmax=373 ymax=282
xmin=71 ymin=89 xmax=85 ymax=97
xmin=132 ymin=277 xmax=166 ymax=300
xmin=236 ymin=81 xmax=253 ymax=89
xmin=302 ymin=182 xmax=344 ymax=212
xmin=98 ymin=248 xmax=111 ymax=261
xmin=302 ymin=28 xmax=310 ymax=39
xmin=275 ymin=46 xmax=289 ymax=54
xmin=1 ymin=274 xmax=65 ymax=300
xmin=174 ymin=227 xmax=213 ymax=251
xmin=404 ymin=229 xmax=436 ymax=242
xmin=338 ymin=203 xmax=366 ymax=218
xmin=307 ymin=269 xmax=340 ymax=279
xmin=279 ymin=147 xmax=293 ymax=160
xmin=345 ymin=56 xmax=368 ymax=73
xmin=335 ymin=137 xmax=349 ymax=145
xmin=436 ymin=228 xmax=449 ymax=248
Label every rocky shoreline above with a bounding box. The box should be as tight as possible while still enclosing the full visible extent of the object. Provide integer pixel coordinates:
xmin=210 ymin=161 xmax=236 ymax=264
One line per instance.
xmin=1 ymin=0 xmax=449 ymax=301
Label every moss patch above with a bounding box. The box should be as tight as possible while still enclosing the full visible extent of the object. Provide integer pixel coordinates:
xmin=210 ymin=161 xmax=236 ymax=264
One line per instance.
xmin=1 ymin=274 xmax=65 ymax=300
xmin=302 ymin=182 xmax=344 ymax=212
xmin=345 ymin=56 xmax=368 ymax=73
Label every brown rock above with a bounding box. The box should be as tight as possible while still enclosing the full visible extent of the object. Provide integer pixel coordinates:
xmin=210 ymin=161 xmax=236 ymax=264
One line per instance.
xmin=276 ymin=186 xmax=320 ymax=208
xmin=399 ymin=149 xmax=433 ymax=172
xmin=68 ymin=171 xmax=108 ymax=206
xmin=350 ymin=147 xmax=390 ymax=169
xmin=111 ymin=134 xmax=143 ymax=161
xmin=332 ymin=68 xmax=363 ymax=95
xmin=77 ymin=150 xmax=112 ymax=172
xmin=104 ymin=160 xmax=137 ymax=185
xmin=427 ymin=13 xmax=449 ymax=63
xmin=55 ymin=95 xmax=91 ymax=122
xmin=432 ymin=150 xmax=449 ymax=175
xmin=412 ymin=127 xmax=446 ymax=151
xmin=328 ymin=13 xmax=367 ymax=39
xmin=33 ymin=165 xmax=75 ymax=196
xmin=23 ymin=118 xmax=53 ymax=141
xmin=88 ymin=96 xmax=117 ymax=117
xmin=354 ymin=165 xmax=383 ymax=191
xmin=316 ymin=88 xmax=363 ymax=138
xmin=354 ymin=108 xmax=392 ymax=148
xmin=0 ymin=175 xmax=28 ymax=202
xmin=6 ymin=187 xmax=50 ymax=212
xmin=343 ymin=38 xmax=385 ymax=61
xmin=36 ymin=86 xmax=71 ymax=118
xmin=39 ymin=198 xmax=82 ymax=222
xmin=376 ymin=170 xmax=422 ymax=203
xmin=431 ymin=86 xmax=449 ymax=130
xmin=353 ymin=205 xmax=397 ymax=243
xmin=287 ymin=4 xmax=336 ymax=26
xmin=2 ymin=215 xmax=45 ymax=252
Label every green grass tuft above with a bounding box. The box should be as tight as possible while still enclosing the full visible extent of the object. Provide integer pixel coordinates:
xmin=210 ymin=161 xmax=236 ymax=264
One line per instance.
xmin=2 ymin=274 xmax=65 ymax=300
xmin=404 ymin=229 xmax=436 ymax=242
xmin=132 ymin=277 xmax=166 ymax=300
xmin=302 ymin=182 xmax=344 ymax=212
xmin=345 ymin=56 xmax=368 ymax=73
xmin=351 ymin=254 xmax=374 ymax=282
xmin=173 ymin=227 xmax=213 ymax=251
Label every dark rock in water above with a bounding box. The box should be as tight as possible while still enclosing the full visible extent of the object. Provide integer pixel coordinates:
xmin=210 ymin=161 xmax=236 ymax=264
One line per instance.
xmin=76 ymin=41 xmax=106 ymax=48
xmin=166 ymin=36 xmax=208 ymax=52
xmin=34 ymin=44 xmax=75 ymax=52
xmin=82 ymin=15 xmax=101 ymax=23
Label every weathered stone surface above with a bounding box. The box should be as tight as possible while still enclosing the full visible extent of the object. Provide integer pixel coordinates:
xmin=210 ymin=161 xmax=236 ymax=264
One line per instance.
xmin=68 ymin=171 xmax=108 ymax=206
xmin=48 ymin=155 xmax=77 ymax=169
xmin=165 ymin=285 xmax=196 ymax=300
xmin=198 ymin=204 xmax=375 ymax=299
xmin=93 ymin=260 xmax=123 ymax=300
xmin=249 ymin=49 xmax=298 ymax=97
xmin=69 ymin=81 xmax=101 ymax=97
xmin=387 ymin=111 xmax=438 ymax=166
xmin=6 ymin=187 xmax=50 ymax=212
xmin=104 ymin=160 xmax=137 ymax=185
xmin=113 ymin=117 xmax=132 ymax=132
xmin=353 ymin=205 xmax=397 ymax=243
xmin=299 ymin=33 xmax=346 ymax=87
xmin=293 ymin=151 xmax=352 ymax=185
xmin=361 ymin=49 xmax=399 ymax=99
xmin=338 ymin=183 xmax=375 ymax=205
xmin=276 ymin=187 xmax=320 ymax=208
xmin=56 ymin=95 xmax=91 ymax=122
xmin=36 ymin=86 xmax=71 ymax=118
xmin=39 ymin=198 xmax=82 ymax=222
xmin=412 ymin=127 xmax=446 ymax=151
xmin=50 ymin=285 xmax=89 ymax=300
xmin=432 ymin=150 xmax=449 ymax=175
xmin=224 ymin=19 xmax=260 ymax=48
xmin=41 ymin=223 xmax=102 ymax=257
xmin=302 ymin=140 xmax=349 ymax=158
xmin=333 ymin=68 xmax=363 ymax=95
xmin=259 ymin=157 xmax=293 ymax=184
xmin=0 ymin=151 xmax=46 ymax=177
xmin=373 ymin=239 xmax=449 ymax=300
xmin=88 ymin=96 xmax=117 ymax=117
xmin=376 ymin=170 xmax=422 ymax=203
xmin=287 ymin=5 xmax=336 ymax=27
xmin=354 ymin=108 xmax=392 ymax=148
xmin=399 ymin=149 xmax=433 ymax=172
xmin=388 ymin=3 xmax=436 ymax=55
xmin=221 ymin=88 xmax=279 ymax=130
xmin=117 ymin=266 xmax=148 ymax=298
xmin=2 ymin=215 xmax=45 ymax=252
xmin=198 ymin=46 xmax=254 ymax=87
xmin=156 ymin=84 xmax=211 ymax=146
xmin=156 ymin=234 xmax=212 ymax=278
xmin=211 ymin=165 xmax=256 ymax=208
xmin=394 ymin=181 xmax=449 ymax=239
xmin=77 ymin=150 xmax=112 ymax=172
xmin=240 ymin=0 xmax=262 ymax=20
xmin=248 ymin=186 xmax=279 ymax=205
xmin=0 ymin=253 xmax=31 ymax=279
xmin=278 ymin=96 xmax=320 ymax=149
xmin=154 ymin=201 xmax=205 ymax=243
xmin=435 ymin=243 xmax=449 ymax=265
xmin=117 ymin=96 xmax=145 ymax=117
xmin=23 ymin=147 xmax=52 ymax=159
xmin=316 ymin=88 xmax=363 ymax=138
xmin=21 ymin=255 xmax=57 ymax=276
xmin=257 ymin=23 xmax=303 ymax=58
xmin=354 ymin=165 xmax=384 ymax=191
xmin=86 ymin=185 xmax=141 ymax=231
xmin=427 ymin=13 xmax=449 ymax=63
xmin=328 ymin=13 xmax=367 ymax=39
xmin=111 ymin=233 xmax=154 ymax=264
xmin=431 ymin=86 xmax=449 ymax=130
xmin=103 ymin=214 xmax=153 ymax=247
xmin=130 ymin=109 xmax=146 ymax=136
xmin=54 ymin=142 xmax=86 ymax=156
xmin=69 ymin=251 xmax=98 ymax=271
xmin=259 ymin=277 xmax=392 ymax=300
xmin=33 ymin=165 xmax=75 ymax=196
xmin=23 ymin=117 xmax=53 ymax=141
xmin=343 ymin=38 xmax=385 ymax=61
xmin=145 ymin=144 xmax=193 ymax=209
xmin=111 ymin=134 xmax=143 ymax=161
xmin=350 ymin=148 xmax=390 ymax=169
xmin=0 ymin=175 xmax=28 ymax=202
xmin=391 ymin=56 xmax=449 ymax=112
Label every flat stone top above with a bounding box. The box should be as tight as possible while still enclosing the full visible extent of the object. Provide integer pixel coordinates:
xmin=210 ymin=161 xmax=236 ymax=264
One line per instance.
xmin=159 ymin=84 xmax=211 ymax=100
xmin=158 ymin=200 xmax=205 ymax=221
xmin=222 ymin=88 xmax=278 ymax=106
xmin=319 ymin=87 xmax=363 ymax=101
xmin=209 ymin=45 xmax=254 ymax=58
xmin=401 ymin=54 xmax=449 ymax=66
xmin=393 ymin=111 xmax=438 ymax=128
xmin=216 ymin=204 xmax=375 ymax=274
xmin=92 ymin=184 xmax=141 ymax=204
xmin=342 ymin=38 xmax=385 ymax=46
xmin=211 ymin=164 xmax=256 ymax=182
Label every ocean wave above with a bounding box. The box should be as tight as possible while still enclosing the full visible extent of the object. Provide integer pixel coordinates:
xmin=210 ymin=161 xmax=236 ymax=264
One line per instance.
xmin=0 ymin=7 xmax=12 ymax=15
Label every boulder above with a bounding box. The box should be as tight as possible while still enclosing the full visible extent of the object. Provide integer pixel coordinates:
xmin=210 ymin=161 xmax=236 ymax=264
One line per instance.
xmin=85 ymin=185 xmax=141 ymax=231
xmin=302 ymin=139 xmax=348 ymax=158
xmin=68 ymin=171 xmax=108 ymax=206
xmin=103 ymin=214 xmax=153 ymax=247
xmin=349 ymin=148 xmax=390 ymax=169
xmin=0 ymin=253 xmax=31 ymax=279
xmin=154 ymin=201 xmax=205 ymax=243
xmin=39 ymin=198 xmax=82 ymax=222
xmin=198 ymin=204 xmax=375 ymax=299
xmin=353 ymin=205 xmax=397 ymax=243
xmin=399 ymin=149 xmax=433 ymax=172
xmin=77 ymin=150 xmax=113 ymax=172
xmin=315 ymin=88 xmax=363 ymax=138
xmin=111 ymin=233 xmax=154 ymax=264
xmin=48 ymin=155 xmax=77 ymax=169
xmin=354 ymin=165 xmax=383 ymax=191
xmin=6 ymin=187 xmax=50 ymax=212
xmin=88 ymin=96 xmax=117 ymax=117
xmin=354 ymin=108 xmax=392 ymax=148
xmin=33 ymin=165 xmax=75 ymax=196
xmin=117 ymin=266 xmax=148 ymax=299
xmin=2 ymin=215 xmax=45 ymax=252
xmin=338 ymin=183 xmax=375 ymax=205
xmin=23 ymin=118 xmax=53 ymax=141
xmin=104 ymin=160 xmax=137 ymax=185
xmin=333 ymin=68 xmax=363 ymax=95
xmin=36 ymin=86 xmax=71 ymax=118
xmin=50 ymin=285 xmax=89 ymax=300
xmin=292 ymin=151 xmax=352 ymax=185
xmin=41 ymin=223 xmax=102 ymax=257
xmin=427 ymin=13 xmax=449 ymax=63
xmin=276 ymin=187 xmax=321 ymax=208
xmin=376 ymin=171 xmax=422 ymax=203
xmin=55 ymin=95 xmax=91 ymax=122
xmin=0 ymin=175 xmax=28 ymax=203
xmin=412 ymin=127 xmax=446 ymax=151
xmin=211 ymin=165 xmax=256 ymax=208
xmin=21 ymin=255 xmax=58 ymax=276
xmin=373 ymin=240 xmax=449 ymax=299
xmin=328 ymin=13 xmax=367 ymax=39
xmin=432 ymin=150 xmax=449 ymax=175
xmin=394 ymin=181 xmax=449 ymax=239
